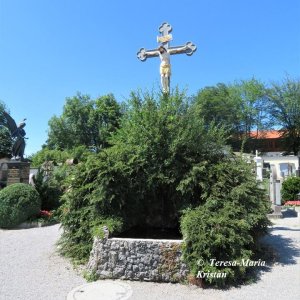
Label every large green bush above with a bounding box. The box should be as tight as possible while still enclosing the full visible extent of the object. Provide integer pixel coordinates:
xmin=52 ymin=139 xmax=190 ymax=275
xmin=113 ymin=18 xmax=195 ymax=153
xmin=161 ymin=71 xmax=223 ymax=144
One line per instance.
xmin=180 ymin=158 xmax=270 ymax=286
xmin=0 ymin=183 xmax=41 ymax=228
xmin=281 ymin=176 xmax=300 ymax=203
xmin=58 ymin=90 xmax=270 ymax=286
xmin=58 ymin=90 xmax=229 ymax=262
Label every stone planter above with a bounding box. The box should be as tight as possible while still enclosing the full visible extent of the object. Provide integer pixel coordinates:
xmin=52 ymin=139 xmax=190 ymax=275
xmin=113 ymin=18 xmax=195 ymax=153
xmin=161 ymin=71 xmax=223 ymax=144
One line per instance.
xmin=87 ymin=234 xmax=189 ymax=283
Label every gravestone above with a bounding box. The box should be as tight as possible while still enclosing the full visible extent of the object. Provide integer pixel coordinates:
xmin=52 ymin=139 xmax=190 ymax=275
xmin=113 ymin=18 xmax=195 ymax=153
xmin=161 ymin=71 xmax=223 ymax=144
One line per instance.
xmin=0 ymin=158 xmax=9 ymax=187
xmin=6 ymin=161 xmax=30 ymax=186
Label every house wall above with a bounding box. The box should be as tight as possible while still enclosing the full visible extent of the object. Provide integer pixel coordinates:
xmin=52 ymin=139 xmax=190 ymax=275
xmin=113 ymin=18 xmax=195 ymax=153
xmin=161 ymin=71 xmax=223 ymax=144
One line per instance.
xmin=262 ymin=155 xmax=299 ymax=179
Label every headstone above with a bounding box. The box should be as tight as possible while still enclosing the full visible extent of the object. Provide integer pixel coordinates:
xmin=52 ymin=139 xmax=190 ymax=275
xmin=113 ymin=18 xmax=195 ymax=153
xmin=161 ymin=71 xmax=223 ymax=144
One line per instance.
xmin=269 ymin=165 xmax=277 ymax=204
xmin=0 ymin=159 xmax=9 ymax=188
xmin=254 ymin=155 xmax=263 ymax=181
xmin=6 ymin=161 xmax=30 ymax=186
xmin=275 ymin=179 xmax=282 ymax=205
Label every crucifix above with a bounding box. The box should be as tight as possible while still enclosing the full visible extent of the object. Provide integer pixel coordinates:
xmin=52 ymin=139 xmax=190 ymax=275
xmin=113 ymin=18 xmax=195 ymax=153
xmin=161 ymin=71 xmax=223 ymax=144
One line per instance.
xmin=137 ymin=22 xmax=197 ymax=94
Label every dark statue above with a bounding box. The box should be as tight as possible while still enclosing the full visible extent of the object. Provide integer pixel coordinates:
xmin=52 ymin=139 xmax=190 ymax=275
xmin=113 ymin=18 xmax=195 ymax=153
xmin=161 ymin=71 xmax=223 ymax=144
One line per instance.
xmin=0 ymin=111 xmax=27 ymax=160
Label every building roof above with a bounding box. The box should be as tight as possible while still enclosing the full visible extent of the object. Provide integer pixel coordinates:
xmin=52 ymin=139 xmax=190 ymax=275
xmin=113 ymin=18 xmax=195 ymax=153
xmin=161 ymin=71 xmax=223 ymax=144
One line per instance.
xmin=249 ymin=130 xmax=283 ymax=139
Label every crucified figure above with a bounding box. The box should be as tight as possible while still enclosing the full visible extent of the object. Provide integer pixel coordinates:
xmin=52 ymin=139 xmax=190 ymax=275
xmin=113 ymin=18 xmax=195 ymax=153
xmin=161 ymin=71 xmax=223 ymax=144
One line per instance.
xmin=157 ymin=45 xmax=189 ymax=93
xmin=137 ymin=22 xmax=197 ymax=94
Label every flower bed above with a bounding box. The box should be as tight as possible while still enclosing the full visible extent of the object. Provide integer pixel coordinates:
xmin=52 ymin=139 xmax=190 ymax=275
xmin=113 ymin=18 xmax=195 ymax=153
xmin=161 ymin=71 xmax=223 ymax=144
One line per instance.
xmin=284 ymin=201 xmax=300 ymax=206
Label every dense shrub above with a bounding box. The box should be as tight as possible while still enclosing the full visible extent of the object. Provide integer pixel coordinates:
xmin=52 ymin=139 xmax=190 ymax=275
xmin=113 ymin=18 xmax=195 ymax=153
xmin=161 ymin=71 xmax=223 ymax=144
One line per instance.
xmin=29 ymin=145 xmax=89 ymax=167
xmin=58 ymin=90 xmax=229 ymax=262
xmin=0 ymin=183 xmax=41 ymax=228
xmin=33 ymin=168 xmax=63 ymax=211
xmin=281 ymin=176 xmax=300 ymax=203
xmin=58 ymin=90 xmax=270 ymax=285
xmin=180 ymin=158 xmax=270 ymax=286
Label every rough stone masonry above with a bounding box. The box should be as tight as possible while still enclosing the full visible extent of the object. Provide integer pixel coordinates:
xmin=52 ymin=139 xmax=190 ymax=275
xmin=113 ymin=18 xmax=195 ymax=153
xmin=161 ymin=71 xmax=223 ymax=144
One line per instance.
xmin=87 ymin=231 xmax=189 ymax=283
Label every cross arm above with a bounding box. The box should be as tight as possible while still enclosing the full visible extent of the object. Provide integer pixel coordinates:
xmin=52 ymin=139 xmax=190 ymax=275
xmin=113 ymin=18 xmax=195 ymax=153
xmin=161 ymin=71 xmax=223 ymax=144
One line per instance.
xmin=137 ymin=48 xmax=160 ymax=61
xmin=168 ymin=42 xmax=197 ymax=56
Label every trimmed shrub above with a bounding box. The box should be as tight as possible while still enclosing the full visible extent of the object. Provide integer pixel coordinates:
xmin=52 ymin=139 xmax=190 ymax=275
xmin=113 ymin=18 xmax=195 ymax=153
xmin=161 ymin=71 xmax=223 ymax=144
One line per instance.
xmin=281 ymin=176 xmax=300 ymax=203
xmin=0 ymin=183 xmax=41 ymax=228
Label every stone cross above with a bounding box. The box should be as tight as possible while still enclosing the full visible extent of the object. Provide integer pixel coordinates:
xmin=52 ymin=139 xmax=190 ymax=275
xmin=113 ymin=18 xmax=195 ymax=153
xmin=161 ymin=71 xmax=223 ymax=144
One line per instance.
xmin=137 ymin=22 xmax=197 ymax=93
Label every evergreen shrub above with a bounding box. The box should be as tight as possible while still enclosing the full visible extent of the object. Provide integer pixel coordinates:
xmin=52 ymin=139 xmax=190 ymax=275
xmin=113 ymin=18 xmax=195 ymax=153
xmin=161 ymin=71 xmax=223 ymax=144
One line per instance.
xmin=281 ymin=176 xmax=300 ymax=203
xmin=180 ymin=158 xmax=271 ymax=286
xmin=58 ymin=90 xmax=229 ymax=263
xmin=58 ymin=90 xmax=271 ymax=285
xmin=0 ymin=183 xmax=41 ymax=228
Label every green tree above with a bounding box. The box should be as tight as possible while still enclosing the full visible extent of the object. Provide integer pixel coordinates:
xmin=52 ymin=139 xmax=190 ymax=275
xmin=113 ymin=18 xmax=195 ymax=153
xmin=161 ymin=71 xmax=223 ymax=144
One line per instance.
xmin=0 ymin=101 xmax=13 ymax=158
xmin=231 ymin=78 xmax=269 ymax=138
xmin=46 ymin=93 xmax=121 ymax=151
xmin=268 ymin=77 xmax=300 ymax=154
xmin=193 ymin=83 xmax=241 ymax=133
xmin=29 ymin=145 xmax=88 ymax=167
xmin=0 ymin=127 xmax=12 ymax=158
xmin=194 ymin=79 xmax=269 ymax=152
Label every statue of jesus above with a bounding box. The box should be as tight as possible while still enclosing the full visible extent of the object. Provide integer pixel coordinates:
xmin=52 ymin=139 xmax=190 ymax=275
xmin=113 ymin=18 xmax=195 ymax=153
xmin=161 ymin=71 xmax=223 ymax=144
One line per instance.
xmin=156 ymin=45 xmax=188 ymax=93
xmin=137 ymin=23 xmax=197 ymax=94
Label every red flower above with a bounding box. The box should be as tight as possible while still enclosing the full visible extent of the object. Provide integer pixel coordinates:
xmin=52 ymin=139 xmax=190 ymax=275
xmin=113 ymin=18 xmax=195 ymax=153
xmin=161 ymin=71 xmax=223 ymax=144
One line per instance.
xmin=284 ymin=201 xmax=300 ymax=206
xmin=39 ymin=210 xmax=52 ymax=217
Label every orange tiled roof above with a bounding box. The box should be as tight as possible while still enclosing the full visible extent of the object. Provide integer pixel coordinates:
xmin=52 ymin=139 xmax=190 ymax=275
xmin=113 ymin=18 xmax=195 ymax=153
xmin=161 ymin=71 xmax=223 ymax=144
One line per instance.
xmin=249 ymin=130 xmax=283 ymax=139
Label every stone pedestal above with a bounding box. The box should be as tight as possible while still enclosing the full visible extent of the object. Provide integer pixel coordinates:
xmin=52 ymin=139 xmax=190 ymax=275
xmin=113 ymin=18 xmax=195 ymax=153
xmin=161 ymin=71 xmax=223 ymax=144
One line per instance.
xmin=6 ymin=161 xmax=30 ymax=186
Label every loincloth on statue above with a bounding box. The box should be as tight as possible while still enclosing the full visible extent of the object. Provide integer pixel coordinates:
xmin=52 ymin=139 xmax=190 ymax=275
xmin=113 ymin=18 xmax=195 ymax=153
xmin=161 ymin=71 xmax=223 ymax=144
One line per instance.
xmin=160 ymin=63 xmax=171 ymax=76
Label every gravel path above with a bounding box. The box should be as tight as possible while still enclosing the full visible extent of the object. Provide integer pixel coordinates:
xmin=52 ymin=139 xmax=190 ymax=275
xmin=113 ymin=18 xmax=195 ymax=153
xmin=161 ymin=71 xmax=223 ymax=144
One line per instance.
xmin=0 ymin=215 xmax=299 ymax=300
xmin=0 ymin=224 xmax=86 ymax=300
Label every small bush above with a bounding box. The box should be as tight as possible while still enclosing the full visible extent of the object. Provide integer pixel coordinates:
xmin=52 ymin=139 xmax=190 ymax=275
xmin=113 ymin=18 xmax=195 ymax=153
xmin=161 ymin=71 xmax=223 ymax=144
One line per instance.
xmin=281 ymin=176 xmax=300 ymax=203
xmin=0 ymin=183 xmax=41 ymax=228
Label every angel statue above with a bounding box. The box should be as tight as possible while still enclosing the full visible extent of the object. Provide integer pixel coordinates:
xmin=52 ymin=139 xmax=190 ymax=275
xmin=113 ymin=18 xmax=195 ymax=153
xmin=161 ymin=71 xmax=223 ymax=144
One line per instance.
xmin=0 ymin=111 xmax=27 ymax=160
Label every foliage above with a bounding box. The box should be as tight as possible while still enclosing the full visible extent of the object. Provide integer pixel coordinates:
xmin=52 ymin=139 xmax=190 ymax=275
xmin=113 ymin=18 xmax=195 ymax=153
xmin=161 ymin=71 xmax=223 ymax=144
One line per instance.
xmin=29 ymin=145 xmax=89 ymax=167
xmin=58 ymin=90 xmax=230 ymax=262
xmin=0 ymin=101 xmax=13 ymax=158
xmin=46 ymin=93 xmax=122 ymax=151
xmin=33 ymin=166 xmax=68 ymax=210
xmin=231 ymin=78 xmax=269 ymax=138
xmin=180 ymin=158 xmax=271 ymax=287
xmin=281 ymin=176 xmax=300 ymax=203
xmin=194 ymin=78 xmax=269 ymax=152
xmin=0 ymin=126 xmax=12 ymax=158
xmin=0 ymin=183 xmax=41 ymax=228
xmin=267 ymin=77 xmax=300 ymax=154
xmin=193 ymin=83 xmax=241 ymax=134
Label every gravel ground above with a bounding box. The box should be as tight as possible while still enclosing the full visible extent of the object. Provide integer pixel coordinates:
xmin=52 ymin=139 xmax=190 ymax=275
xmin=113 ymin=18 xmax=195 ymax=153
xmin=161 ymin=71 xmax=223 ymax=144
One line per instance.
xmin=0 ymin=214 xmax=299 ymax=300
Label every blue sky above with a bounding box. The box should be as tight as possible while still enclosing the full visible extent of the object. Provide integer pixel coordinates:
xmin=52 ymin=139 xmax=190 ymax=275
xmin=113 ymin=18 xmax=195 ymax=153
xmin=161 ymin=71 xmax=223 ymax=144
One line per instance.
xmin=0 ymin=0 xmax=299 ymax=155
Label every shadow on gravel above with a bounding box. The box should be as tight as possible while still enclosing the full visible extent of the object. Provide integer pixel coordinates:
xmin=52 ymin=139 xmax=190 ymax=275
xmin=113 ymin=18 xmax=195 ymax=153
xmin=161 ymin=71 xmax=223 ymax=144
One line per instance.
xmin=270 ymin=226 xmax=300 ymax=232
xmin=282 ymin=209 xmax=298 ymax=218
xmin=232 ymin=227 xmax=300 ymax=288
xmin=261 ymin=229 xmax=300 ymax=265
